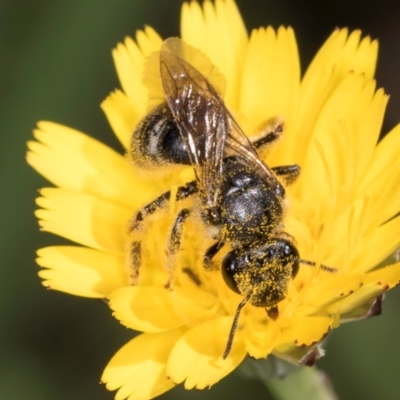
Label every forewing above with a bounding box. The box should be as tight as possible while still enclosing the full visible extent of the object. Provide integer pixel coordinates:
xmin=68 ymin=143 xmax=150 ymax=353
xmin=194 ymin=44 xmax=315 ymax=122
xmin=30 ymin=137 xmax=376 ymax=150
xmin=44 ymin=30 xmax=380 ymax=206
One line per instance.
xmin=160 ymin=38 xmax=227 ymax=207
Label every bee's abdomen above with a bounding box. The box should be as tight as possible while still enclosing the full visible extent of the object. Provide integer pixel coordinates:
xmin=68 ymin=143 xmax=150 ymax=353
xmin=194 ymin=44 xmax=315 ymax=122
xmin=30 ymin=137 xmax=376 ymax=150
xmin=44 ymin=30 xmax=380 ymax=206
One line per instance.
xmin=129 ymin=103 xmax=190 ymax=167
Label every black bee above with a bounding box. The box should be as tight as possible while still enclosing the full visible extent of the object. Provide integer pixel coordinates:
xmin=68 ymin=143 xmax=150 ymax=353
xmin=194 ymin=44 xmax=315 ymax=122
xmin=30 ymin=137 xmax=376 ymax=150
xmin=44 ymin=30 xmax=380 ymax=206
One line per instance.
xmin=128 ymin=38 xmax=326 ymax=358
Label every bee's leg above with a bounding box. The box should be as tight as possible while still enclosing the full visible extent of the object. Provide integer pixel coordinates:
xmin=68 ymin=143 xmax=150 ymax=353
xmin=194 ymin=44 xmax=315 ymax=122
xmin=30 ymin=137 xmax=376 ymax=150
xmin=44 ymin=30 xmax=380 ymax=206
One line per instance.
xmin=129 ymin=192 xmax=171 ymax=232
xmin=129 ymin=180 xmax=198 ymax=232
xmin=203 ymin=240 xmax=224 ymax=269
xmin=128 ymin=241 xmax=142 ymax=284
xmin=272 ymin=164 xmax=300 ymax=185
xmin=165 ymin=208 xmax=191 ymax=289
xmin=127 ymin=180 xmax=198 ymax=284
xmin=128 ymin=180 xmax=198 ymax=233
xmin=127 ymin=190 xmax=173 ymax=284
xmin=252 ymin=117 xmax=284 ymax=150
xmin=175 ymin=180 xmax=198 ymax=200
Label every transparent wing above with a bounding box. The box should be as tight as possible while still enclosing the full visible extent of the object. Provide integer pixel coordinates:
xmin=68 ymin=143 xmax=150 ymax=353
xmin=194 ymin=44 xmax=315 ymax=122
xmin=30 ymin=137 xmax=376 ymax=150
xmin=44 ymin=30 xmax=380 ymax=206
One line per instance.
xmin=160 ymin=38 xmax=228 ymax=207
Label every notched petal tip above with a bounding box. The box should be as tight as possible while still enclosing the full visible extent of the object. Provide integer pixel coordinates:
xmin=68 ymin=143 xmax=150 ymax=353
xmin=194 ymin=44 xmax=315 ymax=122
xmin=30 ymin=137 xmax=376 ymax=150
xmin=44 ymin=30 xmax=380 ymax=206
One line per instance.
xmin=167 ymin=317 xmax=247 ymax=390
xmin=34 ymin=188 xmax=130 ymax=254
xmin=102 ymin=331 xmax=181 ymax=400
xmin=36 ymin=246 xmax=127 ymax=298
xmin=112 ymin=25 xmax=162 ymax=116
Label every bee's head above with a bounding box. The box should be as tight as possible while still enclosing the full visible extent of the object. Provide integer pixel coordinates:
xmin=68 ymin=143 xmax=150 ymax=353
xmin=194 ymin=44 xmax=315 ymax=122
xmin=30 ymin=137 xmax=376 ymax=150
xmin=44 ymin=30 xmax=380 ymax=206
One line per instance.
xmin=222 ymin=239 xmax=300 ymax=309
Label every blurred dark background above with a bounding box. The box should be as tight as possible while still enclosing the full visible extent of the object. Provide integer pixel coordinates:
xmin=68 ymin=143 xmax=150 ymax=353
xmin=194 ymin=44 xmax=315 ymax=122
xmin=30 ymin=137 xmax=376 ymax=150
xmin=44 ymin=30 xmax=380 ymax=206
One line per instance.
xmin=1 ymin=0 xmax=400 ymax=399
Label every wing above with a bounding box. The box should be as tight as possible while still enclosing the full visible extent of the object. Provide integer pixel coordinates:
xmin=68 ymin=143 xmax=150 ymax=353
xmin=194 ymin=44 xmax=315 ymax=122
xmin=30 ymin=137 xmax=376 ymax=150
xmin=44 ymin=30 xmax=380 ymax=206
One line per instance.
xmin=160 ymin=38 xmax=227 ymax=207
xmin=160 ymin=38 xmax=284 ymax=207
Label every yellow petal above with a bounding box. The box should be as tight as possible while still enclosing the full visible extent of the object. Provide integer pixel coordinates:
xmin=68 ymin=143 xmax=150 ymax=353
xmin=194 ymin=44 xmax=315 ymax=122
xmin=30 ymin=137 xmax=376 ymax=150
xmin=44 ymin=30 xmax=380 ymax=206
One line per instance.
xmin=357 ymin=123 xmax=400 ymax=224
xmin=101 ymin=90 xmax=140 ymax=150
xmin=36 ymin=246 xmax=127 ymax=297
xmin=35 ymin=188 xmax=130 ymax=254
xmin=102 ymin=329 xmax=185 ymax=400
xmin=167 ymin=317 xmax=247 ymax=389
xmin=241 ymin=26 xmax=300 ymax=159
xmin=27 ymin=121 xmax=159 ymax=209
xmin=348 ymin=87 xmax=387 ymax=187
xmin=112 ymin=27 xmax=162 ymax=115
xmin=243 ymin=311 xmax=280 ymax=359
xmin=333 ymin=86 xmax=387 ymax=225
xmin=275 ymin=316 xmax=332 ymax=353
xmin=300 ymin=74 xmax=371 ymax=208
xmin=181 ymin=0 xmax=247 ymax=109
xmin=294 ymin=29 xmax=378 ymax=166
xmin=109 ymin=286 xmax=218 ymax=333
xmin=300 ymin=272 xmax=365 ymax=313
xmin=311 ymin=193 xmax=400 ymax=274
xmin=328 ymin=262 xmax=400 ymax=316
xmin=352 ymin=215 xmax=400 ymax=273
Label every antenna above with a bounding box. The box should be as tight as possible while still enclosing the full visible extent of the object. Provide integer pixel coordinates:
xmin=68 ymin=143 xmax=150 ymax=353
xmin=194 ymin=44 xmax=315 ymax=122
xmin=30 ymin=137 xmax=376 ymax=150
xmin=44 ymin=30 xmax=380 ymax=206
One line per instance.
xmin=299 ymin=259 xmax=337 ymax=273
xmin=223 ymin=292 xmax=252 ymax=359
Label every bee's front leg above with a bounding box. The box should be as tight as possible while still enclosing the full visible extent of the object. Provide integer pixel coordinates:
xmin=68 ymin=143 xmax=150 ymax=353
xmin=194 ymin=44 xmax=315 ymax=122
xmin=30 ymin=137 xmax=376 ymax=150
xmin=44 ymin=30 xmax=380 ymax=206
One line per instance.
xmin=272 ymin=164 xmax=300 ymax=185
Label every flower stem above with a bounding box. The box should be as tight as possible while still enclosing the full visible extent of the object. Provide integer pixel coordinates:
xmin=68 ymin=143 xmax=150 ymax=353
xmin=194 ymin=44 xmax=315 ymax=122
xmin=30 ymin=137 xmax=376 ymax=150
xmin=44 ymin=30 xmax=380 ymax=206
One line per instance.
xmin=264 ymin=366 xmax=338 ymax=400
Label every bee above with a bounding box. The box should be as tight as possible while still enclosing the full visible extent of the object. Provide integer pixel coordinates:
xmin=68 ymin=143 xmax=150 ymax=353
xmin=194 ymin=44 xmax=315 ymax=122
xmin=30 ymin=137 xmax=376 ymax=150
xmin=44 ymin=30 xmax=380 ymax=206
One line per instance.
xmin=128 ymin=38 xmax=329 ymax=358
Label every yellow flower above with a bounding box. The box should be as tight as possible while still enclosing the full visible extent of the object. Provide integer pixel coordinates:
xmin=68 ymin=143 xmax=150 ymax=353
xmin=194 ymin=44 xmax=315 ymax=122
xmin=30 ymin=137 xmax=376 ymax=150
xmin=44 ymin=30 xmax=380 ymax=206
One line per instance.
xmin=27 ymin=0 xmax=400 ymax=399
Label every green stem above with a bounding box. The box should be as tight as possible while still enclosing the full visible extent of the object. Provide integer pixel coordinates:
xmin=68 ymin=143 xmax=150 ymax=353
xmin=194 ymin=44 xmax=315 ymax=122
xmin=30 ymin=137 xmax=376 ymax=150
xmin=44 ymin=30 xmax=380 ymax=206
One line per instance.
xmin=265 ymin=366 xmax=338 ymax=400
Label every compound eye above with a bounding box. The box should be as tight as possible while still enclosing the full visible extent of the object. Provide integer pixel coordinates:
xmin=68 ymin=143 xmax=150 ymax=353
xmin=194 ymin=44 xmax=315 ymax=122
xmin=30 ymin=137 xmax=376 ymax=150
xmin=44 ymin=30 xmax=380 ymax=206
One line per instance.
xmin=221 ymin=250 xmax=242 ymax=294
